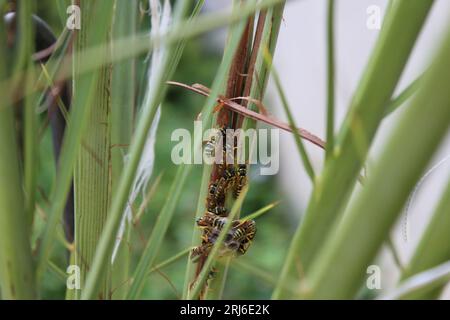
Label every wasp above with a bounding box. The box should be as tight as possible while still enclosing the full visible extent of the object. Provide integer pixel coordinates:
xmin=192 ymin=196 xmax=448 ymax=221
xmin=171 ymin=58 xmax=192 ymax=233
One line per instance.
xmin=227 ymin=219 xmax=256 ymax=255
xmin=206 ymin=175 xmax=233 ymax=213
xmin=208 ymin=206 xmax=227 ymax=216
xmin=197 ymin=212 xmax=243 ymax=231
xmin=219 ymin=165 xmax=240 ymax=190
xmin=198 ymin=228 xmax=240 ymax=257
xmin=197 ymin=214 xmax=231 ymax=245
xmin=206 ymin=181 xmax=224 ymax=212
xmin=191 ymin=228 xmax=229 ymax=263
xmin=196 ymin=212 xmax=256 ymax=254
xmin=231 ymin=164 xmax=248 ymax=198
xmin=210 ymin=180 xmax=228 ymax=200
xmin=191 ymin=244 xmax=211 ymax=263
xmin=196 ymin=212 xmax=227 ymax=229
xmin=221 ymin=164 xmax=237 ymax=180
xmin=204 ymin=126 xmax=234 ymax=164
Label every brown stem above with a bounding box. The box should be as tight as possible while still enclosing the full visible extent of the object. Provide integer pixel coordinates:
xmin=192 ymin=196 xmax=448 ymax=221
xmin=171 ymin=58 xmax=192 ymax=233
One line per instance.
xmin=237 ymin=10 xmax=267 ymax=128
xmin=193 ymin=12 xmax=255 ymax=298
xmin=167 ymin=81 xmax=326 ymax=149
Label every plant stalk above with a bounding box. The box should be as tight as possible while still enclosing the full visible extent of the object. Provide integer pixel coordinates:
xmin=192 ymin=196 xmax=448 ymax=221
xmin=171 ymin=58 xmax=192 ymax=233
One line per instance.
xmin=304 ymin=26 xmax=450 ymax=298
xmin=273 ymin=0 xmax=434 ymax=298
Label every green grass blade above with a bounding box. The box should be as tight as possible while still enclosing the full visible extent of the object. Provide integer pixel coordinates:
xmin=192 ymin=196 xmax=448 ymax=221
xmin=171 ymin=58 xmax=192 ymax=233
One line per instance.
xmin=39 ymin=63 xmax=69 ymax=120
xmin=0 ymin=14 xmax=36 ymax=299
xmin=381 ymin=261 xmax=450 ymax=300
xmin=0 ymin=112 xmax=37 ymax=300
xmin=35 ymin=28 xmax=71 ymax=115
xmin=228 ymin=259 xmax=298 ymax=295
xmin=205 ymin=257 xmax=231 ymax=300
xmin=111 ymin=0 xmax=137 ymax=195
xmin=304 ymin=27 xmax=450 ymax=298
xmin=110 ymin=0 xmax=138 ymax=300
xmin=81 ymin=1 xmax=194 ymax=300
xmin=55 ymin=0 xmax=72 ymax=27
xmin=241 ymin=3 xmax=285 ymax=131
xmin=73 ymin=0 xmax=114 ymax=299
xmin=384 ymin=73 xmax=424 ymax=116
xmin=182 ymin=162 xmax=213 ymax=298
xmin=386 ymin=236 xmax=405 ymax=272
xmin=399 ymin=177 xmax=450 ymax=299
xmin=325 ymin=0 xmax=335 ymax=160
xmin=264 ymin=49 xmax=315 ymax=181
xmin=36 ymin=0 xmax=115 ymax=284
xmin=273 ymin=0 xmax=435 ymax=299
xmin=228 ymin=259 xmax=303 ymax=298
xmin=166 ymin=0 xmax=205 ymax=79
xmin=48 ymin=261 xmax=67 ymax=283
xmin=126 ymin=166 xmax=190 ymax=299
xmin=230 ymin=259 xmax=277 ymax=286
xmin=242 ymin=201 xmax=280 ymax=221
xmin=16 ymin=1 xmax=38 ymax=226
xmin=147 ymin=248 xmax=192 ymax=278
